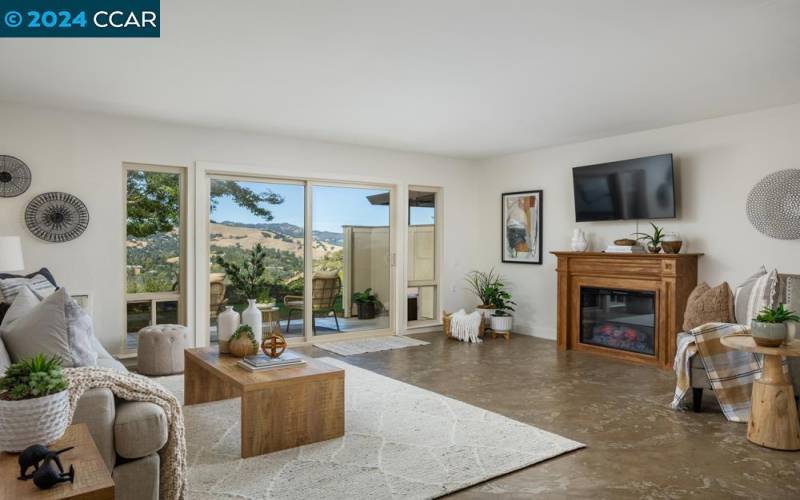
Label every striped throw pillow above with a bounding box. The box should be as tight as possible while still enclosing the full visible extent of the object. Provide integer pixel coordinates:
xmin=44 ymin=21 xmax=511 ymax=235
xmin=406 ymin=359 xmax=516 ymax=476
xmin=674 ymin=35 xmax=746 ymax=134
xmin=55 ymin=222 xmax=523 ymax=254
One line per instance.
xmin=734 ymin=266 xmax=778 ymax=325
xmin=0 ymin=274 xmax=57 ymax=304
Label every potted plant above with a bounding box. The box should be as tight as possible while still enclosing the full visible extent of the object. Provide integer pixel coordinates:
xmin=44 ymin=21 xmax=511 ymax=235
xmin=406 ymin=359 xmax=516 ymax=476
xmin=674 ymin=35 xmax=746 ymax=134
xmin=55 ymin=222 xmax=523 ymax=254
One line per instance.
xmin=487 ymin=283 xmax=516 ymax=335
xmin=634 ymin=222 xmax=666 ymax=253
xmin=0 ymin=354 xmax=70 ymax=452
xmin=228 ymin=325 xmax=259 ymax=357
xmin=353 ymin=288 xmax=381 ymax=320
xmin=466 ymin=269 xmax=502 ymax=322
xmin=214 ymin=243 xmax=271 ymax=344
xmin=751 ymin=304 xmax=800 ymax=347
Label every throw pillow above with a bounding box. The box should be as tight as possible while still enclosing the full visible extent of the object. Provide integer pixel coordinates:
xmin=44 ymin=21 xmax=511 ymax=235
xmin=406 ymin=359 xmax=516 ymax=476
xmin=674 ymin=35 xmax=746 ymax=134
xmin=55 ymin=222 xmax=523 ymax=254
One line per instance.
xmin=0 ymin=286 xmax=42 ymax=328
xmin=0 ymin=273 xmax=57 ymax=304
xmin=0 ymin=267 xmax=58 ymax=287
xmin=683 ymin=282 xmax=734 ymax=331
xmin=734 ymin=266 xmax=778 ymax=325
xmin=0 ymin=288 xmax=97 ymax=367
xmin=777 ymin=274 xmax=800 ymax=313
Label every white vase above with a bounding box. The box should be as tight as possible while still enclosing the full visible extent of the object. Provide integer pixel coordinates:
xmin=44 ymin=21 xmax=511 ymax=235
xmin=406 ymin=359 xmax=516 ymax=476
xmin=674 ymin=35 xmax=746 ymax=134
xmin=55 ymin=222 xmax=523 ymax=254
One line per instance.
xmin=242 ymin=299 xmax=263 ymax=345
xmin=0 ymin=390 xmax=70 ymax=452
xmin=490 ymin=314 xmax=514 ymax=333
xmin=217 ymin=306 xmax=240 ymax=353
xmin=571 ymin=228 xmax=588 ymax=252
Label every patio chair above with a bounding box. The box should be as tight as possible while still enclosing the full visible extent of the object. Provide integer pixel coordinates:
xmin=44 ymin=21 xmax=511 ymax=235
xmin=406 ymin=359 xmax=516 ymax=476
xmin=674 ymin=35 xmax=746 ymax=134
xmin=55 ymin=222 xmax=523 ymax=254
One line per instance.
xmin=284 ymin=272 xmax=341 ymax=333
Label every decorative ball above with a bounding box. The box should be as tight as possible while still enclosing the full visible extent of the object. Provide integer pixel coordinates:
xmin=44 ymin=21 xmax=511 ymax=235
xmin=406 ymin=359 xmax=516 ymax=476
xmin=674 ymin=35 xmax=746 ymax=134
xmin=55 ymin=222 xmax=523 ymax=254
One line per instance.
xmin=261 ymin=333 xmax=287 ymax=358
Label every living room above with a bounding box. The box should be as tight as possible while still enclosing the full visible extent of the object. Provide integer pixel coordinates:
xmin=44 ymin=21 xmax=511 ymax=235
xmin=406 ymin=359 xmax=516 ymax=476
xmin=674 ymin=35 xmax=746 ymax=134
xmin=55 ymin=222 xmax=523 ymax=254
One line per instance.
xmin=1 ymin=2 xmax=799 ymax=499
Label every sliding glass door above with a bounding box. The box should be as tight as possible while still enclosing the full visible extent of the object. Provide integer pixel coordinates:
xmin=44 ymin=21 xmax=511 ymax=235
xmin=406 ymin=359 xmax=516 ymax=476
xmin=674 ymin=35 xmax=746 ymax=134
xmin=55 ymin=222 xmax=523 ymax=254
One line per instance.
xmin=312 ymin=184 xmax=392 ymax=336
xmin=407 ymin=188 xmax=439 ymax=327
xmin=208 ymin=176 xmax=306 ymax=341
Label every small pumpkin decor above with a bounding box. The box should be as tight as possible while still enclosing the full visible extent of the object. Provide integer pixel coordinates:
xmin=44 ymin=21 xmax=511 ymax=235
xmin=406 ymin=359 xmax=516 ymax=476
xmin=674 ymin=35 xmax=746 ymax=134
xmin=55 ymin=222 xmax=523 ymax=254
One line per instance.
xmin=228 ymin=325 xmax=258 ymax=357
xmin=261 ymin=332 xmax=288 ymax=359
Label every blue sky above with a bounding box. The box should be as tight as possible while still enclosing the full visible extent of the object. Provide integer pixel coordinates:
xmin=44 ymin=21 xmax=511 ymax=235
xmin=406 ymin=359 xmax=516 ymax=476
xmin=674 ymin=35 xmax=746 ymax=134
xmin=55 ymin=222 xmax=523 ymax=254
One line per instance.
xmin=211 ymin=181 xmax=434 ymax=232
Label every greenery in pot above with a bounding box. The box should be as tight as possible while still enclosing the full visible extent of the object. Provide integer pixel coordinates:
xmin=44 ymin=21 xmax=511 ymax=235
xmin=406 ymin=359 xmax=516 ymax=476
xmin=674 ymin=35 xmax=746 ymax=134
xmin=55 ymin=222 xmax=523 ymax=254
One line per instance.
xmin=214 ymin=243 xmax=271 ymax=302
xmin=751 ymin=304 xmax=800 ymax=347
xmin=487 ymin=283 xmax=516 ymax=317
xmin=465 ymin=269 xmax=502 ymax=307
xmin=353 ymin=288 xmax=381 ymax=319
xmin=634 ymin=222 xmax=665 ymax=253
xmin=229 ymin=324 xmax=259 ymax=356
xmin=0 ymin=355 xmax=68 ymax=401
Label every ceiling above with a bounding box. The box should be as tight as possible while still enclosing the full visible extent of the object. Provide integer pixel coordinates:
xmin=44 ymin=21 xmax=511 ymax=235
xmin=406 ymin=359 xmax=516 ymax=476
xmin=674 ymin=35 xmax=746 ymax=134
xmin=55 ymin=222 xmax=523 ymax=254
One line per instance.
xmin=1 ymin=0 xmax=799 ymax=159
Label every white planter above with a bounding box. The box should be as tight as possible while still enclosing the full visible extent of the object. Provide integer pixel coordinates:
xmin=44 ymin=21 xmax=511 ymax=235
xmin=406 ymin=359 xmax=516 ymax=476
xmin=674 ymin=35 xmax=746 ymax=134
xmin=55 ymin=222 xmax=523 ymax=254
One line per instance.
xmin=0 ymin=390 xmax=70 ymax=452
xmin=490 ymin=315 xmax=514 ymax=333
xmin=217 ymin=306 xmax=240 ymax=353
xmin=242 ymin=299 xmax=263 ymax=345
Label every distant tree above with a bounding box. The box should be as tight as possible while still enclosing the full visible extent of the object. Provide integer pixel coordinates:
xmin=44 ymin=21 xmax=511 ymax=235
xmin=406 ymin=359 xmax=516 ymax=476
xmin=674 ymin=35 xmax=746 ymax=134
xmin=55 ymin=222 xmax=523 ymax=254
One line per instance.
xmin=126 ymin=172 xmax=284 ymax=238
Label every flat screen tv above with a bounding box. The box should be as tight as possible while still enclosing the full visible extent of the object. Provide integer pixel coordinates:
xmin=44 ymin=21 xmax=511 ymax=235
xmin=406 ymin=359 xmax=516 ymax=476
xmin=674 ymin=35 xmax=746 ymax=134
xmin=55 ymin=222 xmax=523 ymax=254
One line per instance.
xmin=572 ymin=153 xmax=675 ymax=222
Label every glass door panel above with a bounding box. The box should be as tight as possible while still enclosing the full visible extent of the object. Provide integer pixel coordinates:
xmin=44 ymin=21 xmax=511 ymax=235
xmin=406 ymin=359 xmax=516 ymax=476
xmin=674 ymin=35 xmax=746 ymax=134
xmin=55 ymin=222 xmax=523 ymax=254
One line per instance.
xmin=407 ymin=189 xmax=438 ymax=325
xmin=312 ymin=185 xmax=391 ymax=335
xmin=208 ymin=178 xmax=306 ymax=341
xmin=125 ymin=167 xmax=184 ymax=353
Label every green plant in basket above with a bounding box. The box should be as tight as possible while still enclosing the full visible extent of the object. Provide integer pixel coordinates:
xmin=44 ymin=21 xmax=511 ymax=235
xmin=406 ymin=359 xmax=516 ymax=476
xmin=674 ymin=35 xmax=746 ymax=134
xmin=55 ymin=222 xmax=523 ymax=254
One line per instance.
xmin=0 ymin=354 xmax=68 ymax=401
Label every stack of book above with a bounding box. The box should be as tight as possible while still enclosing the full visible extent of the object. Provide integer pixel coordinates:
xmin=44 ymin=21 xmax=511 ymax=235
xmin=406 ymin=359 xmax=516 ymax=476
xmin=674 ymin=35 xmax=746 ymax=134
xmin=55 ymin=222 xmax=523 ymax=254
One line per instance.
xmin=605 ymin=244 xmax=645 ymax=253
xmin=237 ymin=351 xmax=305 ymax=372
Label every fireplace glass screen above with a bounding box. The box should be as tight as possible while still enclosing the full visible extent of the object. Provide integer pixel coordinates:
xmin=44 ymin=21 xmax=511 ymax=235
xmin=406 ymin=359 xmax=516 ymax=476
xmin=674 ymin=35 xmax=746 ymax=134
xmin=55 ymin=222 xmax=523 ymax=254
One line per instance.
xmin=580 ymin=287 xmax=655 ymax=356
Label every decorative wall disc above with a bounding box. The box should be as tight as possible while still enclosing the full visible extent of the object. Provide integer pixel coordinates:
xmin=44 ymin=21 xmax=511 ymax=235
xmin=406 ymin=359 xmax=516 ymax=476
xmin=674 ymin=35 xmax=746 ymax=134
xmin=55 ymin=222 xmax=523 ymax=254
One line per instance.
xmin=0 ymin=155 xmax=32 ymax=198
xmin=25 ymin=192 xmax=90 ymax=243
xmin=746 ymin=169 xmax=800 ymax=240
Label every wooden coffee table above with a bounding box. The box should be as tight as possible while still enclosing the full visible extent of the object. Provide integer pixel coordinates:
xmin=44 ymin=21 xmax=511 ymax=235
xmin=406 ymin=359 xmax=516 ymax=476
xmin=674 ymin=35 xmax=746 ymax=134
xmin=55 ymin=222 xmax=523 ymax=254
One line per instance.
xmin=184 ymin=347 xmax=345 ymax=458
xmin=0 ymin=423 xmax=114 ymax=500
xmin=720 ymin=335 xmax=800 ymax=450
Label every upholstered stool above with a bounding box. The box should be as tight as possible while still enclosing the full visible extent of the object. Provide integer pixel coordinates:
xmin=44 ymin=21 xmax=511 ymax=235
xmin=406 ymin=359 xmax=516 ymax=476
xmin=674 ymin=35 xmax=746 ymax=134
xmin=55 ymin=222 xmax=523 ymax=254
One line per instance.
xmin=136 ymin=324 xmax=187 ymax=376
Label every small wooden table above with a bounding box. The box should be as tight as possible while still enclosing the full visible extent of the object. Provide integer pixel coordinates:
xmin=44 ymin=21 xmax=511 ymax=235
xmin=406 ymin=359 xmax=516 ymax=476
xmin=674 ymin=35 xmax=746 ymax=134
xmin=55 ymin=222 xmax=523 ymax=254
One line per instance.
xmin=720 ymin=335 xmax=800 ymax=450
xmin=184 ymin=347 xmax=345 ymax=458
xmin=1 ymin=424 xmax=114 ymax=500
xmin=257 ymin=305 xmax=281 ymax=334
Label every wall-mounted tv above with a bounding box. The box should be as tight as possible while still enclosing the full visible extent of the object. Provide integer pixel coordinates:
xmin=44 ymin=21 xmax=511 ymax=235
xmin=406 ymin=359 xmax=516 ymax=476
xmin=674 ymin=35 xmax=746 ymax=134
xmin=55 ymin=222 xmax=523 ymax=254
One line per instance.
xmin=572 ymin=153 xmax=675 ymax=222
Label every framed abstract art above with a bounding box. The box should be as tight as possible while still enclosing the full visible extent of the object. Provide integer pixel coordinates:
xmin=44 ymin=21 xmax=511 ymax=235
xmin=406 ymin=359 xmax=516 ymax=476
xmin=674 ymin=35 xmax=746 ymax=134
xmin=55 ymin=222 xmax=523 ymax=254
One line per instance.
xmin=502 ymin=190 xmax=543 ymax=264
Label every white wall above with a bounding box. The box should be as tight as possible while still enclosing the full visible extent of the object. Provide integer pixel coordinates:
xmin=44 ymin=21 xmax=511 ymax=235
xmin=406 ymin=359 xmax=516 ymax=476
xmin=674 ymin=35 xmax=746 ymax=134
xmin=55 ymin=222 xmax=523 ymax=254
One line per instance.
xmin=478 ymin=103 xmax=800 ymax=340
xmin=0 ymin=103 xmax=482 ymax=353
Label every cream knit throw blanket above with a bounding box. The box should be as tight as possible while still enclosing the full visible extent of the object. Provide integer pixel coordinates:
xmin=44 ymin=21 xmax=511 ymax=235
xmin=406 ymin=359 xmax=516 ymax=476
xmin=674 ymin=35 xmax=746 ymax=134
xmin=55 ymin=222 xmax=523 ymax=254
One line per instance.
xmin=64 ymin=367 xmax=188 ymax=500
xmin=450 ymin=309 xmax=483 ymax=343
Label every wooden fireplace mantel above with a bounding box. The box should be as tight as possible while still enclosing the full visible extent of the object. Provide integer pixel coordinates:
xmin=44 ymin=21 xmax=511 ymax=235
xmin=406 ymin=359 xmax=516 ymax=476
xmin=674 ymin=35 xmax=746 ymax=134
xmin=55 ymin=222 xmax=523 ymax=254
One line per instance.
xmin=551 ymin=251 xmax=703 ymax=368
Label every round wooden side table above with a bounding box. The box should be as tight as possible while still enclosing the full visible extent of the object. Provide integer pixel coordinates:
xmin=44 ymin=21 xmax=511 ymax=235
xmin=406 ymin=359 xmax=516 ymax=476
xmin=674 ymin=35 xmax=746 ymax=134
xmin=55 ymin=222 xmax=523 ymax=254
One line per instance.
xmin=257 ymin=305 xmax=282 ymax=334
xmin=720 ymin=335 xmax=800 ymax=451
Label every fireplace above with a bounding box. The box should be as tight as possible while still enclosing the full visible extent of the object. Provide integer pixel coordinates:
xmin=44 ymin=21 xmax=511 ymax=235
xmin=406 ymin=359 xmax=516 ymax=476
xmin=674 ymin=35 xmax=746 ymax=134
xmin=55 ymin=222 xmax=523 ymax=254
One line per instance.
xmin=552 ymin=251 xmax=701 ymax=368
xmin=580 ymin=287 xmax=655 ymax=356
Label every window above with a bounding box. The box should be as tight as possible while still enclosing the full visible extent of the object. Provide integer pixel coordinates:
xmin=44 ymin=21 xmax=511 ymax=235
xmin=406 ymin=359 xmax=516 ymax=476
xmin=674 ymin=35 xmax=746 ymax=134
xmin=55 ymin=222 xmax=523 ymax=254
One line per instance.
xmin=124 ymin=165 xmax=187 ymax=353
xmin=407 ymin=188 xmax=441 ymax=327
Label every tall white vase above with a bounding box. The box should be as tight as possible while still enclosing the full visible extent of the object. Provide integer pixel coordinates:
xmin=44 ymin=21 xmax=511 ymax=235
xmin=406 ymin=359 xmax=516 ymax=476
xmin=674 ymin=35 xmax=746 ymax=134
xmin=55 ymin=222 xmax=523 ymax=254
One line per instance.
xmin=242 ymin=299 xmax=263 ymax=345
xmin=217 ymin=306 xmax=240 ymax=353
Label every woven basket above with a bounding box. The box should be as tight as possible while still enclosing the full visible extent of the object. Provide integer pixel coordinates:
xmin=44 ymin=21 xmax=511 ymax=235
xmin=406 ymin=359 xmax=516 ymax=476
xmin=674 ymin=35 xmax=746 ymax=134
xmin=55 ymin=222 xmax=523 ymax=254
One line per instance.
xmin=443 ymin=311 xmax=486 ymax=339
xmin=0 ymin=390 xmax=70 ymax=452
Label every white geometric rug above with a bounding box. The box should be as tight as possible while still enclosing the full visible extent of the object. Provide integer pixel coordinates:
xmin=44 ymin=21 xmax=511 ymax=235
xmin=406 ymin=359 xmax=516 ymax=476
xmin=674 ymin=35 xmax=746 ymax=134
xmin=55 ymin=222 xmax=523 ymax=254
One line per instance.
xmin=312 ymin=336 xmax=429 ymax=356
xmin=156 ymin=358 xmax=583 ymax=500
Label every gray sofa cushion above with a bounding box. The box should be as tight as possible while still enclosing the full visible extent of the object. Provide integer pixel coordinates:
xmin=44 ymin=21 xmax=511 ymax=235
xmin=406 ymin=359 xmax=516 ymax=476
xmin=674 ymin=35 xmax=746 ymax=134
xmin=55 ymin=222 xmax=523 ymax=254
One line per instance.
xmin=72 ymin=387 xmax=117 ymax=471
xmin=113 ymin=453 xmax=159 ymax=500
xmin=0 ymin=288 xmax=97 ymax=366
xmin=114 ymin=401 xmax=168 ymax=459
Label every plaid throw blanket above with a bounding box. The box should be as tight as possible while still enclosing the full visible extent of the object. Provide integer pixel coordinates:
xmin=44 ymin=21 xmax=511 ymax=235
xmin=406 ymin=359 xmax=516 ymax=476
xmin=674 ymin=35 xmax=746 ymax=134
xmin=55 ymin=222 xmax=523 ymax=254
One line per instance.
xmin=672 ymin=323 xmax=761 ymax=422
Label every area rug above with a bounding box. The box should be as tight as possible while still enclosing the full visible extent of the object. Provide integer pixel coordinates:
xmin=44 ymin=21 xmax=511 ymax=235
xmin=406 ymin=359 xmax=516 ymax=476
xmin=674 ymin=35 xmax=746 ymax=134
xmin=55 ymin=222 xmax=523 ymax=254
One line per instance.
xmin=312 ymin=336 xmax=429 ymax=356
xmin=155 ymin=358 xmax=584 ymax=500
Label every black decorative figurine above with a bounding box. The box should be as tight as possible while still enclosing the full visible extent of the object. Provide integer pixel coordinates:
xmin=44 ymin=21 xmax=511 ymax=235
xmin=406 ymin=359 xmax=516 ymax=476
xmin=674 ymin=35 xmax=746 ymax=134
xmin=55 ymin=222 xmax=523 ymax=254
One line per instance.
xmin=17 ymin=444 xmax=75 ymax=487
xmin=33 ymin=461 xmax=75 ymax=490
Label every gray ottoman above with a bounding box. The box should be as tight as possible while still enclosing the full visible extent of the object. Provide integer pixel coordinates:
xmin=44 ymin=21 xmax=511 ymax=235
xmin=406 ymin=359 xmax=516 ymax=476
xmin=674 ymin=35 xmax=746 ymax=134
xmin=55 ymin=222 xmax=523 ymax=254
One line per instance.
xmin=137 ymin=324 xmax=187 ymax=376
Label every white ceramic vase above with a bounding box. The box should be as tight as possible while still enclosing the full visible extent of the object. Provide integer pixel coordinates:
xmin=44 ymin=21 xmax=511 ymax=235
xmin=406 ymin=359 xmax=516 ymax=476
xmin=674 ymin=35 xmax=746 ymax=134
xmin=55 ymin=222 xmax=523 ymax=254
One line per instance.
xmin=490 ymin=314 xmax=514 ymax=333
xmin=0 ymin=390 xmax=70 ymax=452
xmin=242 ymin=299 xmax=263 ymax=345
xmin=571 ymin=228 xmax=588 ymax=252
xmin=217 ymin=306 xmax=240 ymax=353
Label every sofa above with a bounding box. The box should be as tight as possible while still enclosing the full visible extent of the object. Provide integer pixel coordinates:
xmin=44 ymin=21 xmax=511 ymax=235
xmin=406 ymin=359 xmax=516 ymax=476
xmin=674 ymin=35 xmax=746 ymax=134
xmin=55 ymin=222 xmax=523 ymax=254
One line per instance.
xmin=684 ymin=272 xmax=800 ymax=412
xmin=0 ymin=335 xmax=167 ymax=500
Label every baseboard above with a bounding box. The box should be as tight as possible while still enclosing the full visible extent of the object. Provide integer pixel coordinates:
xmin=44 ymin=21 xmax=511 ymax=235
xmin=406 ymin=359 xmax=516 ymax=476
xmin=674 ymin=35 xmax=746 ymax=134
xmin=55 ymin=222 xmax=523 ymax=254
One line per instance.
xmin=510 ymin=321 xmax=556 ymax=341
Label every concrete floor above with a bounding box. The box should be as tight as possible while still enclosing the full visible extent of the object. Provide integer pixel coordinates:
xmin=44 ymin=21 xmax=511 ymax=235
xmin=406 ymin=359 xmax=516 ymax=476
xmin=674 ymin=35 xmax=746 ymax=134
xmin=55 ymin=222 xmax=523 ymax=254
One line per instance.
xmin=292 ymin=332 xmax=799 ymax=499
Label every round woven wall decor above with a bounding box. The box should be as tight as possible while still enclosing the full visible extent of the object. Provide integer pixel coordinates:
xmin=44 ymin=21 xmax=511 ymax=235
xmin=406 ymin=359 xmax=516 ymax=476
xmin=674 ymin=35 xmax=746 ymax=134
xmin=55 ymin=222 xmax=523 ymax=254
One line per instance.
xmin=0 ymin=155 xmax=32 ymax=198
xmin=746 ymin=169 xmax=800 ymax=240
xmin=25 ymin=192 xmax=90 ymax=243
